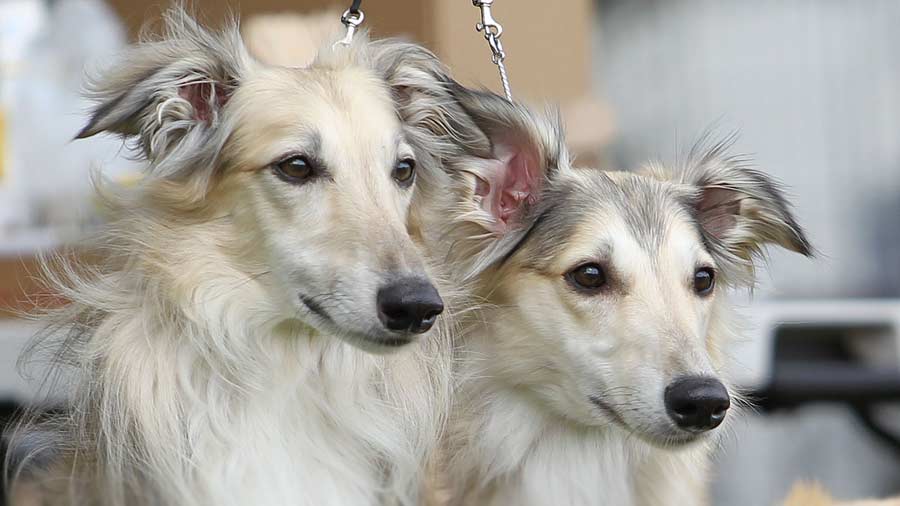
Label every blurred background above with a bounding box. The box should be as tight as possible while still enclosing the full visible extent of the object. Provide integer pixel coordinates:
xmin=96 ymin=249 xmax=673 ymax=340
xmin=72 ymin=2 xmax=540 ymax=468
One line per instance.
xmin=1 ymin=0 xmax=898 ymax=504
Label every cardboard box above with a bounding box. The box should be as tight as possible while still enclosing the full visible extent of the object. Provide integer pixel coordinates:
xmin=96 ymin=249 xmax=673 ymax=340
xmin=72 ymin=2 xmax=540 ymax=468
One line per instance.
xmin=0 ymin=255 xmax=43 ymax=318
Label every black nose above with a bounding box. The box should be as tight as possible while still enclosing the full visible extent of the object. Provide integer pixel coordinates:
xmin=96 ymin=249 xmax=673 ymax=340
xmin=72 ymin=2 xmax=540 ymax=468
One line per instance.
xmin=664 ymin=376 xmax=730 ymax=432
xmin=376 ymin=278 xmax=444 ymax=334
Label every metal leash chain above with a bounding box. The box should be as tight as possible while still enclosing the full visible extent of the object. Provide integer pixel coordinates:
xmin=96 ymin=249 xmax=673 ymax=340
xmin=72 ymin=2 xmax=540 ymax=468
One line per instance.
xmin=473 ymin=0 xmax=512 ymax=101
xmin=335 ymin=0 xmax=364 ymax=47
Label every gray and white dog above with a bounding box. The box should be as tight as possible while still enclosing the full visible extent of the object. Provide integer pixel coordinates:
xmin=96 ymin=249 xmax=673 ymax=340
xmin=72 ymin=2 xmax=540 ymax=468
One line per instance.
xmin=400 ymin=79 xmax=813 ymax=505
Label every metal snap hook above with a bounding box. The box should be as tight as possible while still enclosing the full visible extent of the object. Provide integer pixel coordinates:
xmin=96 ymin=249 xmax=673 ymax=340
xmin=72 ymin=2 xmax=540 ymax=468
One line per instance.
xmin=334 ymin=8 xmax=365 ymax=48
xmin=473 ymin=0 xmax=504 ymax=39
xmin=472 ymin=0 xmax=512 ymax=100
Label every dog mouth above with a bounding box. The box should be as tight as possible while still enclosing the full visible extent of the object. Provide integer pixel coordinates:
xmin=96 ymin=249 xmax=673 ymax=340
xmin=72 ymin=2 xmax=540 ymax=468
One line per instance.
xmin=368 ymin=336 xmax=415 ymax=347
xmin=588 ymin=395 xmax=628 ymax=427
xmin=299 ymin=294 xmax=417 ymax=350
xmin=588 ymin=395 xmax=710 ymax=447
xmin=300 ymin=295 xmax=332 ymax=322
xmin=657 ymin=432 xmax=707 ymax=447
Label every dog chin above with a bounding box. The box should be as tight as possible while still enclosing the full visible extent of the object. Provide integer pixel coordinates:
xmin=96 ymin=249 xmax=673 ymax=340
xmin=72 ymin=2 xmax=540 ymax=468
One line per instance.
xmin=316 ymin=319 xmax=418 ymax=354
xmin=589 ymin=397 xmax=712 ymax=448
xmin=341 ymin=331 xmax=418 ymax=354
xmin=636 ymin=427 xmax=712 ymax=449
xmin=296 ymin=297 xmax=419 ymax=353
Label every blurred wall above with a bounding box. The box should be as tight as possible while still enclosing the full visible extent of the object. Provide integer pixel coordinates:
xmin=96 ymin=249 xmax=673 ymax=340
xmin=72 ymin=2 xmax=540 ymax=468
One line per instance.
xmin=103 ymin=1 xmax=612 ymax=165
xmin=104 ymin=0 xmax=594 ymax=102
xmin=594 ymin=0 xmax=900 ymax=299
xmin=106 ymin=0 xmax=433 ymax=45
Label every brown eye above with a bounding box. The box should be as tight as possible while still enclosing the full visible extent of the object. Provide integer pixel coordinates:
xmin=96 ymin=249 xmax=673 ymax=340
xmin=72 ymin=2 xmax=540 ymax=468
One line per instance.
xmin=274 ymin=156 xmax=314 ymax=183
xmin=393 ymin=158 xmax=416 ymax=187
xmin=693 ymin=267 xmax=716 ymax=295
xmin=566 ymin=263 xmax=607 ymax=292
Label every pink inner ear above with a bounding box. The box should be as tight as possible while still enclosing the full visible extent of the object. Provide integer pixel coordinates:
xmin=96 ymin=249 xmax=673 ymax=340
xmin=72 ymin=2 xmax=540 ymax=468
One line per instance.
xmin=178 ymin=82 xmax=230 ymax=122
xmin=475 ymin=140 xmax=542 ymax=231
xmin=697 ymin=187 xmax=741 ymax=239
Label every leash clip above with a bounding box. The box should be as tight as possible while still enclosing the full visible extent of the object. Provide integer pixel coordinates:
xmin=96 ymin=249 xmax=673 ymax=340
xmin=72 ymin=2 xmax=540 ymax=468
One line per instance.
xmin=472 ymin=0 xmax=512 ymax=100
xmin=334 ymin=8 xmax=365 ymax=48
xmin=473 ymin=0 xmax=503 ymax=40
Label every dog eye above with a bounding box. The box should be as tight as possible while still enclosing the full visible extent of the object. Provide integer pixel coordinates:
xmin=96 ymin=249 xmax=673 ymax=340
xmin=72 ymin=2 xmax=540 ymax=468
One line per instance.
xmin=693 ymin=267 xmax=716 ymax=295
xmin=273 ymin=156 xmax=315 ymax=184
xmin=393 ymin=158 xmax=416 ymax=187
xmin=566 ymin=263 xmax=607 ymax=291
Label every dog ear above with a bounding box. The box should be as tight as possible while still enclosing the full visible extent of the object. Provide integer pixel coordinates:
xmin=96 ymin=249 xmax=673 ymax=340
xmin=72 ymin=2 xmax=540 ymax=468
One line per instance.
xmin=676 ymin=144 xmax=813 ymax=281
xmin=419 ymin=85 xmax=569 ymax=278
xmin=396 ymin=69 xmax=566 ymax=231
xmin=370 ymin=42 xmax=565 ymax=232
xmin=446 ymin=86 xmax=568 ymax=233
xmin=76 ymin=7 xmax=251 ymax=183
xmin=371 ymin=42 xmax=567 ymax=275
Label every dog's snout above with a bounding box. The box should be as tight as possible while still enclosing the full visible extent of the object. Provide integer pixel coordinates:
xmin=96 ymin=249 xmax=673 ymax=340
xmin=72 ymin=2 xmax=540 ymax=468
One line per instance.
xmin=376 ymin=278 xmax=444 ymax=334
xmin=664 ymin=376 xmax=730 ymax=432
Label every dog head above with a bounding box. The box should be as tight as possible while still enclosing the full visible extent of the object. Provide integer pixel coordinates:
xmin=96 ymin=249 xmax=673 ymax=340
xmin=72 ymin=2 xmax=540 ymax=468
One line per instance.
xmin=76 ymin=10 xmax=444 ymax=352
xmin=430 ymin=89 xmax=812 ymax=446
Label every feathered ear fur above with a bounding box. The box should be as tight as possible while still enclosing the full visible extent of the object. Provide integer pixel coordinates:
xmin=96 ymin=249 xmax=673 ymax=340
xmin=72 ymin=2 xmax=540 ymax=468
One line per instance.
xmin=376 ymin=41 xmax=568 ymax=280
xmin=76 ymin=7 xmax=252 ymax=188
xmin=443 ymin=86 xmax=568 ymax=233
xmin=370 ymin=41 xmax=568 ymax=278
xmin=435 ymin=86 xmax=570 ymax=278
xmin=655 ymin=138 xmax=813 ymax=284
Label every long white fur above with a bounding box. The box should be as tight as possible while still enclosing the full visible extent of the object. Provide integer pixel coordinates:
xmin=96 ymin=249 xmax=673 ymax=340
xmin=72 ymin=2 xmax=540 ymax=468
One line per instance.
xmin=5 ymin=9 xmax=453 ymax=506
